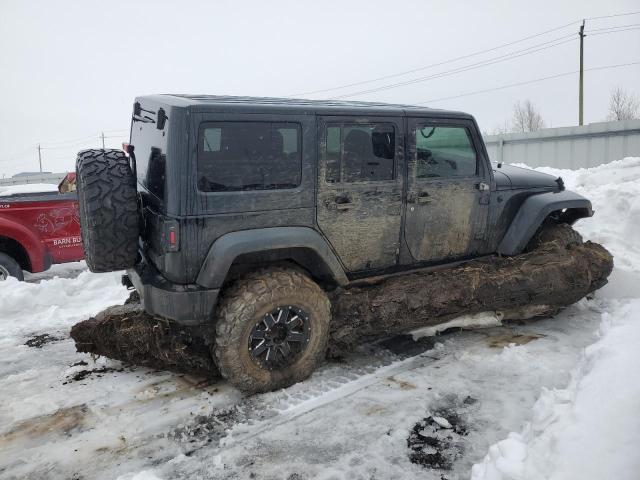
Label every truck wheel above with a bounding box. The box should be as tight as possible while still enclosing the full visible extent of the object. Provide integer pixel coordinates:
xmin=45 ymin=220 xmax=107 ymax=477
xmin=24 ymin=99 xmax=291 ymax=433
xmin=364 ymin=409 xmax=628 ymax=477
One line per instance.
xmin=0 ymin=252 xmax=23 ymax=281
xmin=76 ymin=149 xmax=139 ymax=272
xmin=528 ymin=222 xmax=583 ymax=251
xmin=213 ymin=268 xmax=331 ymax=394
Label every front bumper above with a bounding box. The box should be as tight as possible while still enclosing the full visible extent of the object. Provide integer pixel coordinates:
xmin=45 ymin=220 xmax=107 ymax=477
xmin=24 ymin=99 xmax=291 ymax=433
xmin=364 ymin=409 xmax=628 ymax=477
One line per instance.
xmin=126 ymin=262 xmax=219 ymax=326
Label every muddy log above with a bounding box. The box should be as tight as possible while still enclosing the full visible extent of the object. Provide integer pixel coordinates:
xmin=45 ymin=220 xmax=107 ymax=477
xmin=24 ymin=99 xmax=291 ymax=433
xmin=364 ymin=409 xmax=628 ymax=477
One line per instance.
xmin=70 ymin=240 xmax=612 ymax=375
xmin=71 ymin=302 xmax=218 ymax=377
xmin=326 ymin=240 xmax=612 ymax=356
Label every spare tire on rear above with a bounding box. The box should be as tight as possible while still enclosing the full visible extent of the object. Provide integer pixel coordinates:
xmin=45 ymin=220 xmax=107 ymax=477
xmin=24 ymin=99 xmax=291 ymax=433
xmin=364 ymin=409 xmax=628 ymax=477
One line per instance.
xmin=76 ymin=149 xmax=139 ymax=272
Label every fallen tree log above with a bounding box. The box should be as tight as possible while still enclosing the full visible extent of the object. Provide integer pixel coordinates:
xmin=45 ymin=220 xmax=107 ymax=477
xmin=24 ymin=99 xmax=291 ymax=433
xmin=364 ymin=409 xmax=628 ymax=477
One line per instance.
xmin=70 ymin=239 xmax=613 ymax=376
xmin=326 ymin=240 xmax=612 ymax=355
xmin=71 ymin=302 xmax=218 ymax=376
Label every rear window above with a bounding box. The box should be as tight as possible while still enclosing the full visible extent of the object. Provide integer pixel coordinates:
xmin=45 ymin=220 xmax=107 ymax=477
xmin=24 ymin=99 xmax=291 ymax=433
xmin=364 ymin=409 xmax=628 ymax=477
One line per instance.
xmin=324 ymin=124 xmax=395 ymax=183
xmin=197 ymin=122 xmax=301 ymax=192
xmin=131 ymin=116 xmax=168 ymax=201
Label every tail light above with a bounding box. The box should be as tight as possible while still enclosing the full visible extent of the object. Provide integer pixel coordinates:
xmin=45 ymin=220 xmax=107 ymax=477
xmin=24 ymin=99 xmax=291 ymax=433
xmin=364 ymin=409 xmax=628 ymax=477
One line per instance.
xmin=165 ymin=220 xmax=179 ymax=252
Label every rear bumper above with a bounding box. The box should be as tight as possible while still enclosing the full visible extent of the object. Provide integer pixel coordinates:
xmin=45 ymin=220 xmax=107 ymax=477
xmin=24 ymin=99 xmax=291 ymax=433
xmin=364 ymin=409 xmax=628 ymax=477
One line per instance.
xmin=126 ymin=262 xmax=219 ymax=326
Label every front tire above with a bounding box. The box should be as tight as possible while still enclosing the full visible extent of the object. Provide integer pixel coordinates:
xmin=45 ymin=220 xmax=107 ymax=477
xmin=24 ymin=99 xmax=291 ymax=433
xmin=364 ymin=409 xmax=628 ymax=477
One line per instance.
xmin=528 ymin=222 xmax=583 ymax=251
xmin=0 ymin=252 xmax=23 ymax=281
xmin=213 ymin=268 xmax=331 ymax=394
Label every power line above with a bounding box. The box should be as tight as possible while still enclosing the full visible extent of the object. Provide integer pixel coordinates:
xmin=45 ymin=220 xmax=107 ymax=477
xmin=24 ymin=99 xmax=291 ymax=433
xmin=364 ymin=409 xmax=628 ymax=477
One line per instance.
xmin=291 ymin=11 xmax=640 ymax=99
xmin=2 ymin=145 xmax=38 ymax=161
xmin=1 ymin=131 xmax=129 ymax=164
xmin=290 ymin=20 xmax=581 ymax=97
xmin=585 ymin=11 xmax=640 ymax=20
xmin=39 ymin=133 xmax=99 ymax=147
xmin=586 ymin=22 xmax=640 ymax=32
xmin=329 ymin=26 xmax=639 ymax=100
xmin=39 ymin=130 xmax=128 ymax=148
xmin=330 ymin=36 xmax=577 ymax=99
xmin=41 ymin=138 xmax=103 ymax=150
xmin=417 ymin=61 xmax=640 ymax=104
xmin=588 ymin=27 xmax=640 ymax=36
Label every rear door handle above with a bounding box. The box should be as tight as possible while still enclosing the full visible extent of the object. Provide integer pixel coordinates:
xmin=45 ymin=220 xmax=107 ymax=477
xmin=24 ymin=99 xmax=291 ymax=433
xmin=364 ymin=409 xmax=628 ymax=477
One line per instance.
xmin=326 ymin=196 xmax=352 ymax=211
xmin=408 ymin=192 xmax=431 ymax=204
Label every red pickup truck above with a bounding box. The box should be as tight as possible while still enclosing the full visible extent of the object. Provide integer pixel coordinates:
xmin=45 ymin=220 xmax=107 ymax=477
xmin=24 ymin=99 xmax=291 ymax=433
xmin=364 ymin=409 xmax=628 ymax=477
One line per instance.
xmin=0 ymin=175 xmax=84 ymax=281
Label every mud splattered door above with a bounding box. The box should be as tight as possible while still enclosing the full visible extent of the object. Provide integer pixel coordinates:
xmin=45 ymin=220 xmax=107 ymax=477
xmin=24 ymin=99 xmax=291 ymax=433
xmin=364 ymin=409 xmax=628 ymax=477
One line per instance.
xmin=317 ymin=116 xmax=404 ymax=272
xmin=404 ymin=118 xmax=490 ymax=262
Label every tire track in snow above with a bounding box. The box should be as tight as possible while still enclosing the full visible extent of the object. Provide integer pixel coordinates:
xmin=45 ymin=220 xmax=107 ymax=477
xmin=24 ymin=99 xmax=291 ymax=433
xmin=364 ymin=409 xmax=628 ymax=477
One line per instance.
xmin=173 ymin=340 xmax=447 ymax=454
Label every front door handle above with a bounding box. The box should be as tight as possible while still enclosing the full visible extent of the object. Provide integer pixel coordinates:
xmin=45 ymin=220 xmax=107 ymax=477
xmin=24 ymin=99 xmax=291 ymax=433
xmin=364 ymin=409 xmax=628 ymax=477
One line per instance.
xmin=326 ymin=196 xmax=352 ymax=211
xmin=408 ymin=192 xmax=431 ymax=204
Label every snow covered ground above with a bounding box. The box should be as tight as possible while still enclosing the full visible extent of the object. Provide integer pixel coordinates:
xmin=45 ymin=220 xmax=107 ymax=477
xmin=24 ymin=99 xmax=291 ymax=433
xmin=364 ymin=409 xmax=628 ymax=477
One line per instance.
xmin=0 ymin=158 xmax=639 ymax=480
xmin=0 ymin=183 xmax=59 ymax=196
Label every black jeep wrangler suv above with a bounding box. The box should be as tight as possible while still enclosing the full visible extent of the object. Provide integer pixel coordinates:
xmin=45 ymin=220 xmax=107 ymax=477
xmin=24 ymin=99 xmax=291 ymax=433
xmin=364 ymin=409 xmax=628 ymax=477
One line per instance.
xmin=76 ymin=95 xmax=592 ymax=393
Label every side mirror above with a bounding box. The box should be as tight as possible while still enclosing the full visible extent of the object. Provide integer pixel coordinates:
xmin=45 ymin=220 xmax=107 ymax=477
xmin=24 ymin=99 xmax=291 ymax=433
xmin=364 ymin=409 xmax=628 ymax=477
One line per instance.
xmin=156 ymin=108 xmax=168 ymax=130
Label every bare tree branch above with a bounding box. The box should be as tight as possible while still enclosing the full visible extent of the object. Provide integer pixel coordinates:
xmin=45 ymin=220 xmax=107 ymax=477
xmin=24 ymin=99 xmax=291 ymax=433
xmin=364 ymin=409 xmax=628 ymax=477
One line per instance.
xmin=607 ymin=87 xmax=639 ymax=121
xmin=511 ymin=100 xmax=545 ymax=132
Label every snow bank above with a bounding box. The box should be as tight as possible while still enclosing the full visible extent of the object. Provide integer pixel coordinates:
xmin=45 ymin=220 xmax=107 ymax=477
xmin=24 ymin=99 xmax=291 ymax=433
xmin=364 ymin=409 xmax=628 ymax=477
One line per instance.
xmin=0 ymin=182 xmax=59 ymax=196
xmin=514 ymin=157 xmax=640 ymax=273
xmin=471 ymin=299 xmax=640 ymax=480
xmin=116 ymin=471 xmax=163 ymax=480
xmin=411 ymin=311 xmax=503 ymax=338
xmin=0 ymin=267 xmax=128 ymax=338
xmin=471 ymin=157 xmax=640 ymax=480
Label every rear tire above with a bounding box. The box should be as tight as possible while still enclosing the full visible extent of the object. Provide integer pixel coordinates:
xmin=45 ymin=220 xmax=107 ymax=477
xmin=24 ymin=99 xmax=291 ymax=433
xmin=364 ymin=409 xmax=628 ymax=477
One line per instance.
xmin=76 ymin=149 xmax=139 ymax=272
xmin=213 ymin=268 xmax=331 ymax=394
xmin=0 ymin=252 xmax=23 ymax=281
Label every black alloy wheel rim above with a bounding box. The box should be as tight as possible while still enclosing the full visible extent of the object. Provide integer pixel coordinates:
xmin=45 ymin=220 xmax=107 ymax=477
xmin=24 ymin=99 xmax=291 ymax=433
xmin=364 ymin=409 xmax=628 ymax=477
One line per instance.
xmin=248 ymin=305 xmax=311 ymax=370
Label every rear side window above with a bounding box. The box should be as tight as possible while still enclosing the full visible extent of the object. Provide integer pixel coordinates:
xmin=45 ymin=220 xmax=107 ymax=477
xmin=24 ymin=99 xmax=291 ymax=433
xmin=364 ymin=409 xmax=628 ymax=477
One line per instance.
xmin=415 ymin=126 xmax=477 ymax=178
xmin=324 ymin=124 xmax=395 ymax=183
xmin=198 ymin=122 xmax=301 ymax=192
xmin=145 ymin=147 xmax=166 ymax=199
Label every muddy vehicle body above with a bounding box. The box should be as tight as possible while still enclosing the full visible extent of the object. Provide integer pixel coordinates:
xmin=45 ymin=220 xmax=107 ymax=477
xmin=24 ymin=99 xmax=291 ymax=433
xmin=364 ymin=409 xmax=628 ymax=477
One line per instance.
xmin=75 ymin=95 xmax=592 ymax=392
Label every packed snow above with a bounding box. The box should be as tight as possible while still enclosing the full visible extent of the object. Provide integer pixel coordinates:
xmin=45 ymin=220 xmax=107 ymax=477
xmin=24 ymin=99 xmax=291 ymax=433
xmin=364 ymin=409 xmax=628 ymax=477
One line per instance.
xmin=0 ymin=158 xmax=638 ymax=480
xmin=0 ymin=183 xmax=59 ymax=196
xmin=471 ymin=157 xmax=640 ymax=480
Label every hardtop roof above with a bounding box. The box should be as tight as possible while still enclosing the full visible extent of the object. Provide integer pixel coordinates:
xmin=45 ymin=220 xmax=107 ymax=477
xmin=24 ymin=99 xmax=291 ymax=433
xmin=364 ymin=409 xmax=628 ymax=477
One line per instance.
xmin=137 ymin=94 xmax=473 ymax=119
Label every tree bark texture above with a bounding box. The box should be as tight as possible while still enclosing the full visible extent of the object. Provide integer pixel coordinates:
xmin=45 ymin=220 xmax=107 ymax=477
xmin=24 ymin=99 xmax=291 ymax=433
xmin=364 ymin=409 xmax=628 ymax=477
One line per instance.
xmin=70 ymin=240 xmax=613 ymax=376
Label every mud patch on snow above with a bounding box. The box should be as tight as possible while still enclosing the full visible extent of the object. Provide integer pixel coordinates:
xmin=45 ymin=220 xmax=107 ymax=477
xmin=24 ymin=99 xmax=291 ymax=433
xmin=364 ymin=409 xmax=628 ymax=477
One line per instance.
xmin=386 ymin=375 xmax=417 ymax=390
xmin=407 ymin=395 xmax=476 ymax=471
xmin=379 ymin=334 xmax=436 ymax=357
xmin=486 ymin=332 xmax=544 ymax=348
xmin=24 ymin=333 xmax=64 ymax=348
xmin=63 ymin=366 xmax=126 ymax=384
xmin=169 ymin=405 xmax=247 ymax=453
xmin=0 ymin=405 xmax=88 ymax=448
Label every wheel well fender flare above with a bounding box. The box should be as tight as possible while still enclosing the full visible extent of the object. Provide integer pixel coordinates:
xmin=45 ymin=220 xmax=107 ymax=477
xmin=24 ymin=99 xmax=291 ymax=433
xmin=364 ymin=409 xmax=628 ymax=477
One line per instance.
xmin=196 ymin=227 xmax=348 ymax=288
xmin=0 ymin=217 xmax=46 ymax=271
xmin=497 ymin=190 xmax=593 ymax=256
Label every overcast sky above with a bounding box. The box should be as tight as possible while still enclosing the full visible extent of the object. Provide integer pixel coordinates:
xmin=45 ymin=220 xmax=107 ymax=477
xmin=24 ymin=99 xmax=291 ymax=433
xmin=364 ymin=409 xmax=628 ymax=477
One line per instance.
xmin=1 ymin=0 xmax=638 ymax=176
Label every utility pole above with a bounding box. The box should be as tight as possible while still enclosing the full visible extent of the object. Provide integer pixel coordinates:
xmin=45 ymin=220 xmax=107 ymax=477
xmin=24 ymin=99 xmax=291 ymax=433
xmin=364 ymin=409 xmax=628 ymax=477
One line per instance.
xmin=37 ymin=144 xmax=42 ymax=173
xmin=579 ymin=20 xmax=585 ymax=126
xmin=100 ymin=131 xmax=105 ymax=149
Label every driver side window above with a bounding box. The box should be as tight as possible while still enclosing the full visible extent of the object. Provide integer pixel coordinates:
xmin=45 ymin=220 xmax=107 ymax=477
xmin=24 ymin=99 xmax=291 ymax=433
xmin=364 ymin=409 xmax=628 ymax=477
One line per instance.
xmin=415 ymin=125 xmax=477 ymax=178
